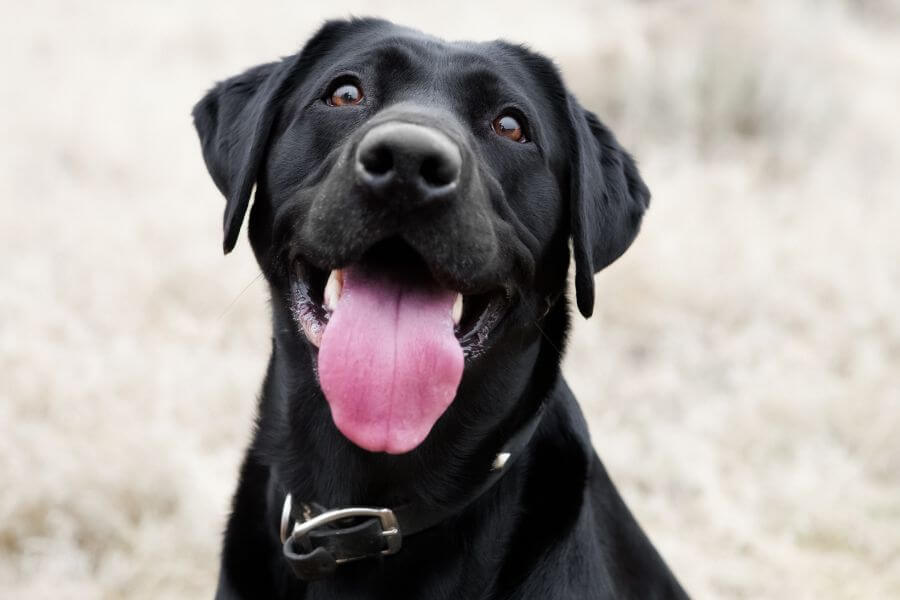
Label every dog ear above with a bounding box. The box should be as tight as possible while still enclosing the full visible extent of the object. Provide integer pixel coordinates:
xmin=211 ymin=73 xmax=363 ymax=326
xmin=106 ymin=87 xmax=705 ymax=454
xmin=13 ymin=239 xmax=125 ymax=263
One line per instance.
xmin=193 ymin=19 xmax=389 ymax=254
xmin=566 ymin=96 xmax=650 ymax=317
xmin=192 ymin=58 xmax=300 ymax=254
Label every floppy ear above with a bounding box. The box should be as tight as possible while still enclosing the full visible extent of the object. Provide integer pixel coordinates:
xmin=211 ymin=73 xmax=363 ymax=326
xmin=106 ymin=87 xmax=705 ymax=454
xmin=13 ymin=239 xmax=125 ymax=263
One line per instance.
xmin=192 ymin=19 xmax=389 ymax=254
xmin=567 ymin=96 xmax=650 ymax=317
xmin=192 ymin=58 xmax=302 ymax=254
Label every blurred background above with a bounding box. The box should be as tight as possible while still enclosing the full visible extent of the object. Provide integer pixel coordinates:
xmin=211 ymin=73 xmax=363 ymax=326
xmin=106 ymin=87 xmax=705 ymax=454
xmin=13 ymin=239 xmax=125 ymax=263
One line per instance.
xmin=2 ymin=0 xmax=898 ymax=597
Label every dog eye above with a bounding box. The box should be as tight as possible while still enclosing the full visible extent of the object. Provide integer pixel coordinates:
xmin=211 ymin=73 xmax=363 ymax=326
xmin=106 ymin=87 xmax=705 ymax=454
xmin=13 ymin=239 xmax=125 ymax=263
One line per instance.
xmin=327 ymin=83 xmax=364 ymax=107
xmin=492 ymin=114 xmax=527 ymax=143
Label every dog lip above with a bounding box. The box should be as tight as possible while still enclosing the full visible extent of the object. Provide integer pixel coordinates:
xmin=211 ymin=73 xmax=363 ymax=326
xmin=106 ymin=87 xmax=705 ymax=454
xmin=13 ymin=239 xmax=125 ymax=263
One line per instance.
xmin=288 ymin=259 xmax=328 ymax=347
xmin=455 ymin=289 xmax=512 ymax=359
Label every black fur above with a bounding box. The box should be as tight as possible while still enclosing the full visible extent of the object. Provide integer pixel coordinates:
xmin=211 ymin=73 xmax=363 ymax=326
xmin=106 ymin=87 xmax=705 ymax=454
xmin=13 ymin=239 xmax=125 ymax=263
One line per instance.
xmin=193 ymin=18 xmax=686 ymax=599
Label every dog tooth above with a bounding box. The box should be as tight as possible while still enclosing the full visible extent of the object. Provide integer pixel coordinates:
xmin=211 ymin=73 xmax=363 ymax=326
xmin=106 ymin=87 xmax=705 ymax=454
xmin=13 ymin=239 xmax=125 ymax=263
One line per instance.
xmin=323 ymin=270 xmax=343 ymax=312
xmin=451 ymin=293 xmax=463 ymax=325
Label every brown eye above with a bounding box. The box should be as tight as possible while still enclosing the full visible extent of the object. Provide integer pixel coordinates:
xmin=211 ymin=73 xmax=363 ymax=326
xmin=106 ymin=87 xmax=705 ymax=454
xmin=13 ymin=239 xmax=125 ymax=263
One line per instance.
xmin=328 ymin=83 xmax=363 ymax=106
xmin=492 ymin=114 xmax=526 ymax=142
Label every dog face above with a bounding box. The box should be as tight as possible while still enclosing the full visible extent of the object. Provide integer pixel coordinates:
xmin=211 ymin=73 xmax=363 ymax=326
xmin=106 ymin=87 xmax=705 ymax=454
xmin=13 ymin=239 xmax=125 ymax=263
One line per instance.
xmin=193 ymin=19 xmax=649 ymax=455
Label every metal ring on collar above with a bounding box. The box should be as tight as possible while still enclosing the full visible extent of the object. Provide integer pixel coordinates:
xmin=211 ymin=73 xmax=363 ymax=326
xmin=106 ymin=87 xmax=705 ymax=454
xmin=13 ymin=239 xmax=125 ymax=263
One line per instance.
xmin=280 ymin=493 xmax=402 ymax=558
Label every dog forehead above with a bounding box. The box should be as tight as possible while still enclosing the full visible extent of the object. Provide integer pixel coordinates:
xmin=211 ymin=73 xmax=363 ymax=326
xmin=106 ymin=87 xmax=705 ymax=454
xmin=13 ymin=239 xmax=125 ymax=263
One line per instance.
xmin=304 ymin=25 xmax=543 ymax=99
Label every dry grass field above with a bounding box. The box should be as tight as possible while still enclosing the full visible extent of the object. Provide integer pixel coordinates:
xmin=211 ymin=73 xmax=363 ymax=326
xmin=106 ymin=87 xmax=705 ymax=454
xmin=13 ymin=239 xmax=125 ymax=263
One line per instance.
xmin=2 ymin=1 xmax=898 ymax=598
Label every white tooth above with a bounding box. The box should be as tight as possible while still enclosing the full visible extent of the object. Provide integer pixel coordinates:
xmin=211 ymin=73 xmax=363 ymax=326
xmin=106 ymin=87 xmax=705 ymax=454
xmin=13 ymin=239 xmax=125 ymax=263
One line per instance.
xmin=451 ymin=293 xmax=463 ymax=325
xmin=323 ymin=270 xmax=343 ymax=312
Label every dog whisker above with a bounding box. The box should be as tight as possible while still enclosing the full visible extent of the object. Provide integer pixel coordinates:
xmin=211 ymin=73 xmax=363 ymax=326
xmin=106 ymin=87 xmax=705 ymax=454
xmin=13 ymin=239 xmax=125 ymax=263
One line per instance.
xmin=217 ymin=271 xmax=264 ymax=321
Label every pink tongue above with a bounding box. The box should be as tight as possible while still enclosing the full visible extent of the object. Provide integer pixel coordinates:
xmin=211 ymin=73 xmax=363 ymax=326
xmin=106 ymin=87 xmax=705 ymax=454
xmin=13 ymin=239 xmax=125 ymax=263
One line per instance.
xmin=317 ymin=267 xmax=463 ymax=454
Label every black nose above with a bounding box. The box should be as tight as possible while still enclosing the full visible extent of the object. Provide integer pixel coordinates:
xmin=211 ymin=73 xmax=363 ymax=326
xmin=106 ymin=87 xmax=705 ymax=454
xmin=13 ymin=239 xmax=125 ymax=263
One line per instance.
xmin=355 ymin=122 xmax=462 ymax=202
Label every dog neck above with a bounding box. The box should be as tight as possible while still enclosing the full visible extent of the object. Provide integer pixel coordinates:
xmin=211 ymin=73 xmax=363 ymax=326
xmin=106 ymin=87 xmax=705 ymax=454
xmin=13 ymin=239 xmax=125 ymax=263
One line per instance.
xmin=230 ymin=293 xmax=601 ymax=596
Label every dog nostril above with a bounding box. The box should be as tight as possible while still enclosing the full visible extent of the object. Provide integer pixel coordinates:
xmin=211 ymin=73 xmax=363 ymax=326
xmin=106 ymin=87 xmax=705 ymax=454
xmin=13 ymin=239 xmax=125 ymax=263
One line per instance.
xmin=420 ymin=155 xmax=459 ymax=188
xmin=356 ymin=122 xmax=462 ymax=196
xmin=359 ymin=144 xmax=394 ymax=177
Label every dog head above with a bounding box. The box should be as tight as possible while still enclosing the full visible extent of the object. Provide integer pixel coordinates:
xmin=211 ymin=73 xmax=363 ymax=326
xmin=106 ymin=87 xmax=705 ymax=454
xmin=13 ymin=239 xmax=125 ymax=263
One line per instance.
xmin=193 ymin=18 xmax=649 ymax=455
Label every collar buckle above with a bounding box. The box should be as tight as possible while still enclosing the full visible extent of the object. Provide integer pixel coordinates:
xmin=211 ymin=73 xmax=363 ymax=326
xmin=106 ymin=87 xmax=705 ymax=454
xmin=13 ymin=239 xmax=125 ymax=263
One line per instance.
xmin=281 ymin=493 xmax=402 ymax=580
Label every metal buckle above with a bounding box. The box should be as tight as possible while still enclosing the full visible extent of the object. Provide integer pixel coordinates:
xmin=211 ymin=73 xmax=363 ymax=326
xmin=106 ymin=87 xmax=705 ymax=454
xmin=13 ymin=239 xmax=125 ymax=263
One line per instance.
xmin=280 ymin=493 xmax=402 ymax=561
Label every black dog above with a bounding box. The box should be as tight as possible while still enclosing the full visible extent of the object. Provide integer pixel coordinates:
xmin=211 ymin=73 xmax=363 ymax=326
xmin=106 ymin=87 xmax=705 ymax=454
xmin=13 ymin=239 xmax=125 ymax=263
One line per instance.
xmin=193 ymin=18 xmax=687 ymax=599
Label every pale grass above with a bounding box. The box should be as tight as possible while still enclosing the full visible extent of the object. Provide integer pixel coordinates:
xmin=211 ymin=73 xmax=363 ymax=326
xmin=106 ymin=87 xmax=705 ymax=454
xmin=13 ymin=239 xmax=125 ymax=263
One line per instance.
xmin=1 ymin=1 xmax=898 ymax=598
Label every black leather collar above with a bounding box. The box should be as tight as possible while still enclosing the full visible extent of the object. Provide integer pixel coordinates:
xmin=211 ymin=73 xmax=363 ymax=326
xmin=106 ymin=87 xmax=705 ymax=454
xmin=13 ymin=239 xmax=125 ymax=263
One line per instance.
xmin=280 ymin=402 xmax=545 ymax=580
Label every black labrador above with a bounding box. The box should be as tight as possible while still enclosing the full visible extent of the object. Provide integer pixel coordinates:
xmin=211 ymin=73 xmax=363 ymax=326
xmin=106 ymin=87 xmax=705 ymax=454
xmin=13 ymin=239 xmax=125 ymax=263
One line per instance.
xmin=193 ymin=18 xmax=688 ymax=599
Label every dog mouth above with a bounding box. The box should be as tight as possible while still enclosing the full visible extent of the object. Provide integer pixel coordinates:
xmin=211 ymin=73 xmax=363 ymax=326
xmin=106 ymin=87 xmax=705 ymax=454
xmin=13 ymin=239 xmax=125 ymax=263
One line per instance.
xmin=288 ymin=238 xmax=509 ymax=454
xmin=289 ymin=240 xmax=508 ymax=358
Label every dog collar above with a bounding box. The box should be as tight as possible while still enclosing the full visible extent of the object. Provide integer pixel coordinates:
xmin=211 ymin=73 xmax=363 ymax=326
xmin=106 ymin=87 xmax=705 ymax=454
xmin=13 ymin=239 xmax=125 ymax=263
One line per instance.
xmin=280 ymin=402 xmax=545 ymax=580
